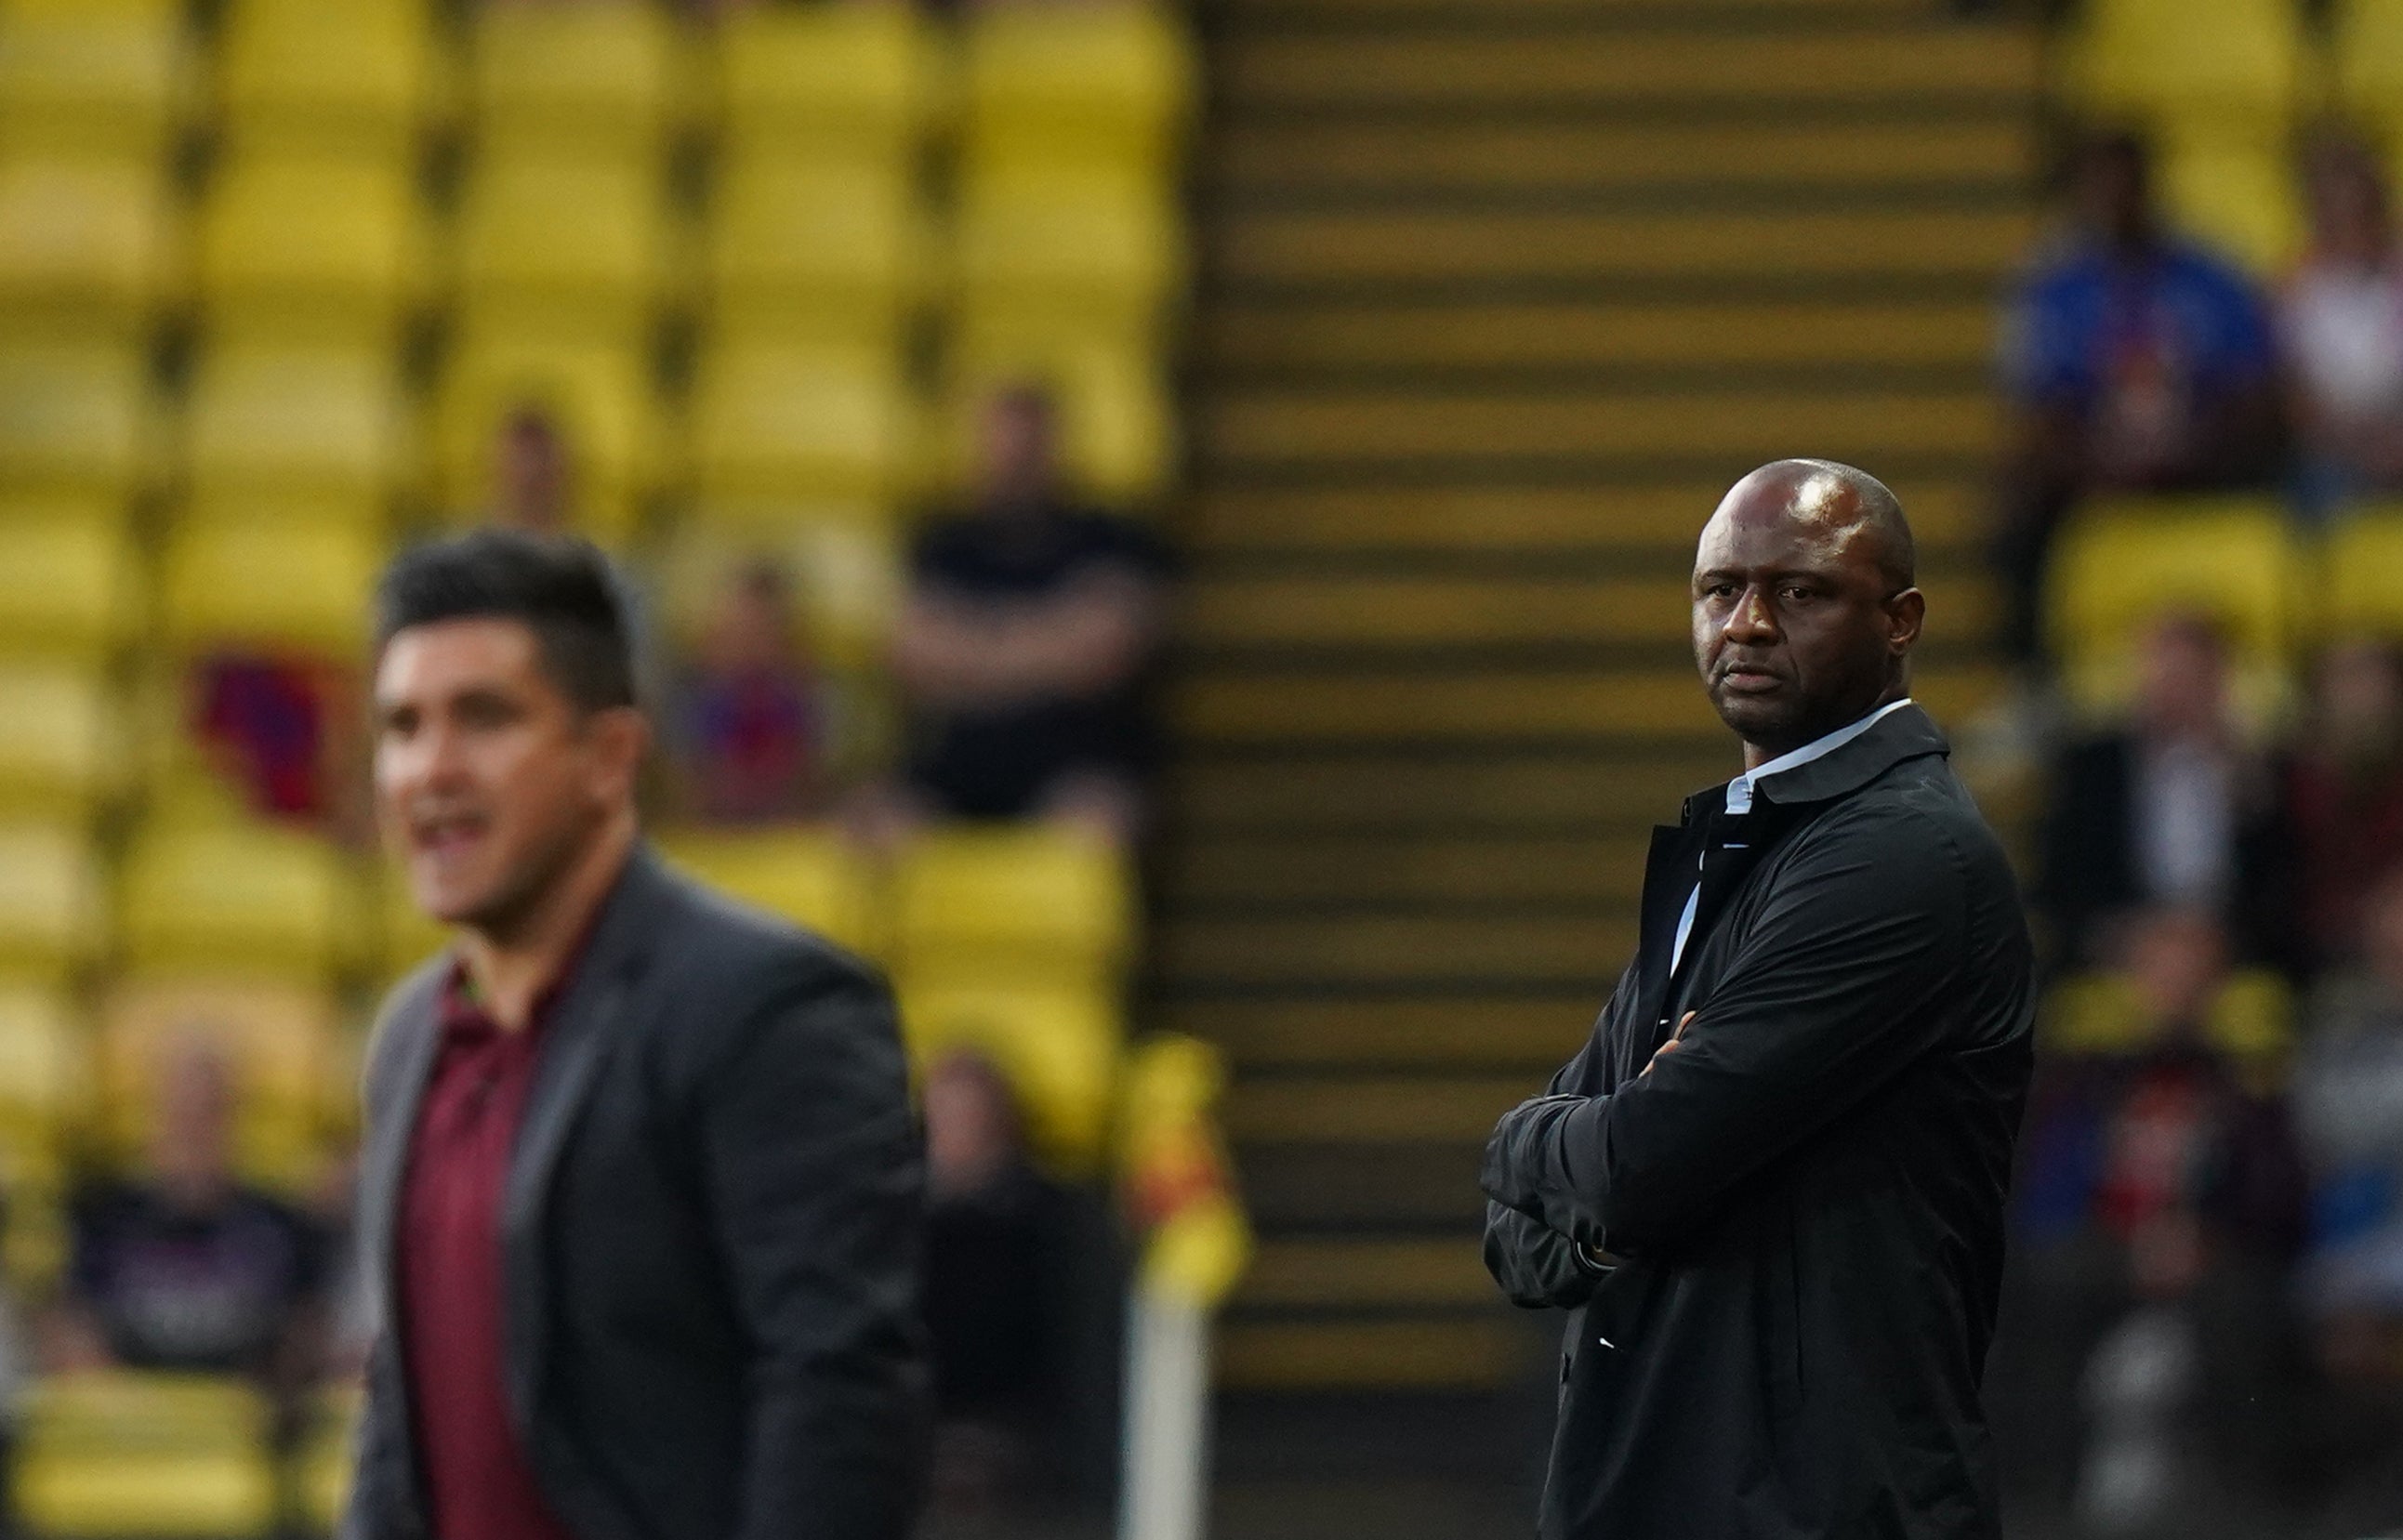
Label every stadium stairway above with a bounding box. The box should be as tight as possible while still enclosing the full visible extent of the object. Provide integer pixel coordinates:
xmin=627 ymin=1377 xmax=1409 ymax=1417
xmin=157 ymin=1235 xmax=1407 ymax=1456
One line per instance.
xmin=1152 ymin=0 xmax=2044 ymax=1458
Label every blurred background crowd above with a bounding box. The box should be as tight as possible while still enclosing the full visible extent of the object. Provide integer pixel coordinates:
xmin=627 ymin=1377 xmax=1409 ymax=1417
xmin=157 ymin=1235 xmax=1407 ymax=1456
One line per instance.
xmin=8 ymin=0 xmax=2403 ymax=1538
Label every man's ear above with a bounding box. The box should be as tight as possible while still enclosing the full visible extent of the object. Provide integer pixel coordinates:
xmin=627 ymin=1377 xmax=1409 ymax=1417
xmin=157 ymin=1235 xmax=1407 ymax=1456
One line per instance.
xmin=1885 ymin=587 xmax=1926 ymax=655
xmin=588 ymin=705 xmax=653 ymax=799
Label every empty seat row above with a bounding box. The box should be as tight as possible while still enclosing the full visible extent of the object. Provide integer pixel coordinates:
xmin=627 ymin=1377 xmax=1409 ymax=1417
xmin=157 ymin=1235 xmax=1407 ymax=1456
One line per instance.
xmin=2046 ymin=496 xmax=2403 ymax=713
xmin=0 ymin=0 xmax=1195 ymax=171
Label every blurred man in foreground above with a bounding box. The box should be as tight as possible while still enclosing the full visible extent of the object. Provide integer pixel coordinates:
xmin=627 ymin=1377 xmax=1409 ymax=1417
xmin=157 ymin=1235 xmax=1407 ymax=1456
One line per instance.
xmin=344 ymin=531 xmax=927 ymax=1540
xmin=1482 ymin=461 xmax=2036 ymax=1539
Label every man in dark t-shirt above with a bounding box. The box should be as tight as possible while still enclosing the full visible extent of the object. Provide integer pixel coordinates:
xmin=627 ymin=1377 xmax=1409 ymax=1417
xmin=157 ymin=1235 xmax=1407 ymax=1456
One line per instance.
xmin=43 ymin=1037 xmax=328 ymax=1390
xmin=886 ymin=387 xmax=1168 ymax=844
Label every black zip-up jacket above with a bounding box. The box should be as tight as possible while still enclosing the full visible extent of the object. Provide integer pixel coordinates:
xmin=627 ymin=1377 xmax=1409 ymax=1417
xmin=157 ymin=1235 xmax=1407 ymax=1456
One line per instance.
xmin=1482 ymin=704 xmax=2035 ymax=1540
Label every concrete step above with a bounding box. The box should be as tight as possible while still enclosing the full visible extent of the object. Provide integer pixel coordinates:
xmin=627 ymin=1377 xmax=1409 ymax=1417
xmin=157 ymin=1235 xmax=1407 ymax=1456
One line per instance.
xmin=1237 ymin=1236 xmax=1500 ymax=1310
xmin=1162 ymin=994 xmax=1598 ymax=1071
xmin=1165 ymin=749 xmax=1735 ymax=831
xmin=1217 ymin=1315 xmax=1535 ymax=1392
xmin=1230 ymin=1071 xmax=1546 ymax=1144
xmin=1196 ymin=298 xmax=1997 ymax=375
xmin=1182 ymin=568 xmax=1997 ymax=651
xmin=1169 ymin=659 xmax=2006 ymax=744
xmin=1218 ymin=28 xmax=2041 ymax=112
xmin=1177 ymin=480 xmax=1984 ymax=555
xmin=1212 ymin=118 xmax=2032 ymax=198
xmin=1169 ymin=831 xmax=1655 ymax=907
xmin=1237 ymin=1142 xmax=1510 ymax=1229
xmin=1213 ymin=205 xmax=2033 ymax=287
xmin=1195 ymin=386 xmax=1996 ymax=471
xmin=1212 ymin=0 xmax=1939 ymax=21
xmin=1161 ymin=912 xmax=1639 ymax=989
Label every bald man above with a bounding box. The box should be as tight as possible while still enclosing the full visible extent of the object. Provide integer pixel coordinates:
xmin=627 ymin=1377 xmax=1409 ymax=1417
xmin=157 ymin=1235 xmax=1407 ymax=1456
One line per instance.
xmin=1481 ymin=461 xmax=2035 ymax=1540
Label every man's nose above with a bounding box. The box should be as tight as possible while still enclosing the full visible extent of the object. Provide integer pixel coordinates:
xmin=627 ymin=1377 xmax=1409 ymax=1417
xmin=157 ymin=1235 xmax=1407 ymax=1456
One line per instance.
xmin=1723 ymin=584 xmax=1779 ymax=641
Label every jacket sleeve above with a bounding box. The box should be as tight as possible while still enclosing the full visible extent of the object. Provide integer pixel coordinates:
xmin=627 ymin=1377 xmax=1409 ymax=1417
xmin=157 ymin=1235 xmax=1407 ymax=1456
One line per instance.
xmin=700 ymin=958 xmax=931 ymax=1540
xmin=1479 ymin=989 xmax=1621 ymax=1309
xmin=1482 ymin=807 xmax=1969 ymax=1258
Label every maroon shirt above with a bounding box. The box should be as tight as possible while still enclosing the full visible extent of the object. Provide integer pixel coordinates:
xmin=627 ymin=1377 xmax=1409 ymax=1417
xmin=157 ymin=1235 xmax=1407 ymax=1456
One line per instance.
xmin=398 ymin=966 xmax=577 ymax=1540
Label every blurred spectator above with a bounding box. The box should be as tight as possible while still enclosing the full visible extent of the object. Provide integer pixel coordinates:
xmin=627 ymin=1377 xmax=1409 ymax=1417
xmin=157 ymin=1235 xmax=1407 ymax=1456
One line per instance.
xmin=1998 ymin=907 xmax=2310 ymax=1533
xmin=921 ymin=1049 xmax=1098 ymax=1512
xmin=40 ymin=1038 xmax=330 ymax=1402
xmin=486 ymin=405 xmax=573 ymax=535
xmin=191 ymin=652 xmax=359 ymax=829
xmin=2281 ymin=138 xmax=2403 ymax=524
xmin=881 ymin=387 xmax=1169 ymax=846
xmin=1993 ymin=130 xmax=2280 ymax=665
xmin=2293 ymin=868 xmax=2403 ymax=1524
xmin=667 ymin=559 xmax=839 ymax=824
xmin=2032 ymin=613 xmax=2293 ymax=971
xmin=2283 ymin=639 xmax=2403 ymax=973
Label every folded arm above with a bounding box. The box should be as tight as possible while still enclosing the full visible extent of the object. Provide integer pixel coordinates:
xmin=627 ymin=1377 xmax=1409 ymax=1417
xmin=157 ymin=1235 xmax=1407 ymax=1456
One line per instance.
xmin=1482 ymin=810 xmax=1968 ymax=1258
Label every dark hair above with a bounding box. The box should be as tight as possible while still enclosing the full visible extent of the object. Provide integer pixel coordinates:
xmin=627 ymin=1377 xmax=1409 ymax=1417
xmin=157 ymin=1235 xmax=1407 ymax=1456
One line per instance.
xmin=375 ymin=529 xmax=638 ymax=712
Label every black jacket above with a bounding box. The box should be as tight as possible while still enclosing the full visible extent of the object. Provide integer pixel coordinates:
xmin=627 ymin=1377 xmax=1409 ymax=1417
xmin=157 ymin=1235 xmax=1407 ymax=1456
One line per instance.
xmin=1482 ymin=704 xmax=2034 ymax=1540
xmin=344 ymin=848 xmax=929 ymax=1540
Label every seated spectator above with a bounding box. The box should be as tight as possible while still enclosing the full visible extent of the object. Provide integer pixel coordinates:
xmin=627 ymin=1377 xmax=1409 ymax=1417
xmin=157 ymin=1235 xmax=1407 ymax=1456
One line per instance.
xmin=881 ymin=387 xmax=1169 ymax=846
xmin=486 ymin=404 xmax=573 ymax=535
xmin=2000 ymin=906 xmax=2310 ymax=1531
xmin=2293 ymin=868 xmax=2403 ymax=1521
xmin=191 ymin=651 xmax=358 ymax=828
xmin=2033 ymin=612 xmax=2293 ymax=971
xmin=2282 ymin=138 xmax=2403 ymax=523
xmin=1993 ymin=130 xmax=2280 ymax=665
xmin=667 ymin=559 xmax=840 ymax=824
xmin=920 ymin=1049 xmax=1099 ymax=1511
xmin=2283 ymin=639 xmax=2403 ymax=973
xmin=41 ymin=1038 xmax=330 ymax=1403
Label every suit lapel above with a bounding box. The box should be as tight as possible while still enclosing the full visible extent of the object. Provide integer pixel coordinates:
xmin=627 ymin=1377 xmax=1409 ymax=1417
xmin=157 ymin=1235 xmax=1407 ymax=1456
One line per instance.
xmin=496 ymin=849 xmax=674 ymax=1432
xmin=359 ymin=975 xmax=446 ymax=1328
xmin=1633 ymin=819 xmax=1705 ymax=1045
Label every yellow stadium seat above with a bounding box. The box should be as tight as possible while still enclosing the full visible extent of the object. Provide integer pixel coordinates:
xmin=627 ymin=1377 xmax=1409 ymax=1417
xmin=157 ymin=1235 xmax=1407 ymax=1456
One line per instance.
xmin=160 ymin=517 xmax=377 ymax=658
xmin=182 ymin=346 xmax=409 ymax=507
xmin=0 ymin=345 xmax=152 ymax=495
xmin=955 ymin=168 xmax=1185 ymax=343
xmin=0 ymin=822 xmax=108 ymax=981
xmin=371 ymin=860 xmax=450 ymax=984
xmin=13 ymin=1374 xmax=278 ymax=1540
xmin=714 ymin=3 xmax=939 ymax=156
xmin=2061 ymin=0 xmax=2305 ymax=138
xmin=215 ymin=0 xmax=437 ymax=166
xmin=453 ymin=156 xmax=668 ymax=349
xmin=2323 ymin=507 xmax=2403 ymax=640
xmin=960 ymin=4 xmax=1195 ymax=176
xmin=470 ymin=0 xmax=682 ymax=164
xmin=899 ymin=980 xmax=1120 ymax=1174
xmin=941 ymin=336 xmax=1174 ymax=505
xmin=197 ymin=155 xmax=429 ymax=348
xmin=0 ymin=159 xmax=176 ymax=338
xmin=2337 ymin=0 xmax=2403 ymax=134
xmin=2159 ymin=138 xmax=2304 ymax=275
xmin=662 ymin=828 xmax=882 ymax=959
xmin=0 ymin=7 xmax=189 ymax=164
xmin=294 ymin=1387 xmax=361 ymax=1535
xmin=660 ymin=517 xmax=902 ymax=677
xmin=432 ymin=335 xmax=658 ymax=545
xmin=705 ymin=152 xmax=930 ymax=349
xmin=687 ymin=345 xmax=918 ymax=507
xmin=97 ymin=975 xmax=343 ymax=1185
xmin=0 ymin=982 xmax=86 ymax=1193
xmin=0 ymin=514 xmax=140 ymax=660
xmin=117 ymin=821 xmax=361 ymax=983
xmin=0 ymin=663 xmax=121 ymax=823
xmin=2041 ymin=969 xmax=2292 ymax=1086
xmin=893 ymin=826 xmax=1134 ymax=983
xmin=2046 ymin=495 xmax=2303 ymax=715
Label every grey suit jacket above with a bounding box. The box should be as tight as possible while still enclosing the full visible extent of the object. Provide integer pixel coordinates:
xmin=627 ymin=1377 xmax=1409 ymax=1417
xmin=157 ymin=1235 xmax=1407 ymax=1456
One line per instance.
xmin=344 ymin=847 xmax=929 ymax=1540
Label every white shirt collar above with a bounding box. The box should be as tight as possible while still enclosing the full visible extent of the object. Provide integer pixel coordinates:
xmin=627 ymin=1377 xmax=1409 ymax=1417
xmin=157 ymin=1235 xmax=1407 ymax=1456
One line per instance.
xmin=1723 ymin=698 xmax=1914 ymax=816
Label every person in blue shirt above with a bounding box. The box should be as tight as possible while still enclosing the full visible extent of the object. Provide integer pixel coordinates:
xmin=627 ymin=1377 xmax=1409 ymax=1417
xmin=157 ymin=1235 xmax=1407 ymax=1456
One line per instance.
xmin=1992 ymin=130 xmax=2283 ymax=665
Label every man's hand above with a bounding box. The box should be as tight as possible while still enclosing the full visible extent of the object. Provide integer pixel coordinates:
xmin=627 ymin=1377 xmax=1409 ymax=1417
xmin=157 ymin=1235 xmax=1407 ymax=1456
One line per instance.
xmin=1642 ymin=1011 xmax=1697 ymax=1075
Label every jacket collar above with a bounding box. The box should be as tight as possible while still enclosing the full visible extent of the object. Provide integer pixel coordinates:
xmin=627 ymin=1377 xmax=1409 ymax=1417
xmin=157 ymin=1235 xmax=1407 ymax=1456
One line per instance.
xmin=1682 ymin=700 xmax=1949 ymax=823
